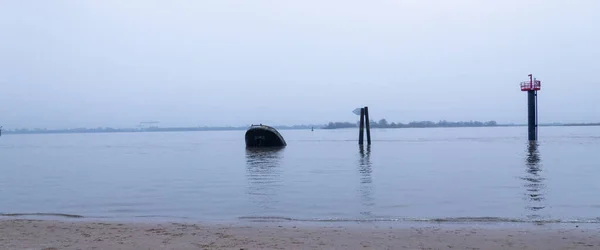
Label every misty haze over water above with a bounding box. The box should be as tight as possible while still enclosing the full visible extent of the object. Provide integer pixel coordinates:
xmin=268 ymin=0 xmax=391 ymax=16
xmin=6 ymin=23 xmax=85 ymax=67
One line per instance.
xmin=1 ymin=1 xmax=599 ymax=129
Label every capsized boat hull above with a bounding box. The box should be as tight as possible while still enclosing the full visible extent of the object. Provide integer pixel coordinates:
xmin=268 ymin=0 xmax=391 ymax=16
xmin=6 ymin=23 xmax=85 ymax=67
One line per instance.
xmin=245 ymin=125 xmax=287 ymax=147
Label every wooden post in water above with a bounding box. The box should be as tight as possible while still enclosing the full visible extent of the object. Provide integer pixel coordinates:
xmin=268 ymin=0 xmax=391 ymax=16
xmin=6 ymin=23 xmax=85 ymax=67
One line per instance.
xmin=364 ymin=106 xmax=371 ymax=145
xmin=358 ymin=108 xmax=365 ymax=145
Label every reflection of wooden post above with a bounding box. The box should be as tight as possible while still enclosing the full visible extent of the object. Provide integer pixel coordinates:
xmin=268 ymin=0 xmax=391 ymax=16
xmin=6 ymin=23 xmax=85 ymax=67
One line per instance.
xmin=364 ymin=106 xmax=371 ymax=145
xmin=359 ymin=108 xmax=365 ymax=145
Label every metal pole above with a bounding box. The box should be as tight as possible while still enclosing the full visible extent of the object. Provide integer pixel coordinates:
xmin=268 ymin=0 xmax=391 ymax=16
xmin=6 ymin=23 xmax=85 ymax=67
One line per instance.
xmin=535 ymin=91 xmax=538 ymax=140
xmin=527 ymin=90 xmax=536 ymax=141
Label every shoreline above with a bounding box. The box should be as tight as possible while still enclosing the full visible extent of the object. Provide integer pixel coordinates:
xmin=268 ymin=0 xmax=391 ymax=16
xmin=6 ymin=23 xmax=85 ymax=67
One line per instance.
xmin=4 ymin=213 xmax=600 ymax=228
xmin=1 ymin=219 xmax=599 ymax=249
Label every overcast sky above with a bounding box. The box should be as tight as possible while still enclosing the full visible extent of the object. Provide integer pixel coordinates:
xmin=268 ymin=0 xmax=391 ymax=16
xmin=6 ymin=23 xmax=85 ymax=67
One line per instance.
xmin=1 ymin=0 xmax=598 ymax=129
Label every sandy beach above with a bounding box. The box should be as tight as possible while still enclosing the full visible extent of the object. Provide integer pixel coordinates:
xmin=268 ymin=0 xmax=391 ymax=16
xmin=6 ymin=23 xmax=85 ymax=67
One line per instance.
xmin=0 ymin=219 xmax=598 ymax=250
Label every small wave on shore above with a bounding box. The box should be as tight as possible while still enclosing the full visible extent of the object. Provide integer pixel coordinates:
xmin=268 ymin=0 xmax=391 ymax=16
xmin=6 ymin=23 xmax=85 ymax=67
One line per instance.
xmin=0 ymin=213 xmax=85 ymax=218
xmin=238 ymin=216 xmax=600 ymax=224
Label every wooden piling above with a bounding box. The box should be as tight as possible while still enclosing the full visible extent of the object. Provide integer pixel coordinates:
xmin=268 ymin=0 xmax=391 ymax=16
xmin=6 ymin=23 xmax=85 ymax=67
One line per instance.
xmin=364 ymin=106 xmax=371 ymax=145
xmin=359 ymin=108 xmax=365 ymax=145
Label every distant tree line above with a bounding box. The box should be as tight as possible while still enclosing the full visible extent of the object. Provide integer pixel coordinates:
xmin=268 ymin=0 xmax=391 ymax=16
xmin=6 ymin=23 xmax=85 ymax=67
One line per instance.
xmin=322 ymin=122 xmax=356 ymax=129
xmin=2 ymin=124 xmax=322 ymax=135
xmin=7 ymin=127 xmax=139 ymax=134
xmin=5 ymin=121 xmax=600 ymax=135
xmin=323 ymin=119 xmax=498 ymax=129
xmin=563 ymin=123 xmax=600 ymax=127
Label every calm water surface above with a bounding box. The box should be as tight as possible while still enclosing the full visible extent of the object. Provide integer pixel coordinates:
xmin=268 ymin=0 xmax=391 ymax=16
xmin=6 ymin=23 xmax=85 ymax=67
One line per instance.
xmin=1 ymin=127 xmax=599 ymax=223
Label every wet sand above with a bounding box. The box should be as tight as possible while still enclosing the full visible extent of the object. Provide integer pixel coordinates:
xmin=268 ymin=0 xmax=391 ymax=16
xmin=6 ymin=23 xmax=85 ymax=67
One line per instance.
xmin=1 ymin=219 xmax=599 ymax=249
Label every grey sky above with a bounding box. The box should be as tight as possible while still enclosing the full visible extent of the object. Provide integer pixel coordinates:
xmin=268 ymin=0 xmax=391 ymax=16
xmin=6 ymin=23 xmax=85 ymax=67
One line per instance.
xmin=1 ymin=0 xmax=598 ymax=129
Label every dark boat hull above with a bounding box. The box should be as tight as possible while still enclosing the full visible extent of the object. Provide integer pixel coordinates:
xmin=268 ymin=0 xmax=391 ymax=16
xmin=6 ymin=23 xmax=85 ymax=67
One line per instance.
xmin=245 ymin=125 xmax=287 ymax=147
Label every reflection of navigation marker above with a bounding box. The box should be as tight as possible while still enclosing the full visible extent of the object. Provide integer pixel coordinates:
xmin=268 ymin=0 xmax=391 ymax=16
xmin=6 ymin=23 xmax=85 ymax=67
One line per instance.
xmin=523 ymin=142 xmax=546 ymax=219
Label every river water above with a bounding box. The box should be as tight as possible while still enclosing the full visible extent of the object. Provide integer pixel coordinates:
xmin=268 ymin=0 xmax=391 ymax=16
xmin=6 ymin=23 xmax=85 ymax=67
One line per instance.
xmin=1 ymin=127 xmax=599 ymax=224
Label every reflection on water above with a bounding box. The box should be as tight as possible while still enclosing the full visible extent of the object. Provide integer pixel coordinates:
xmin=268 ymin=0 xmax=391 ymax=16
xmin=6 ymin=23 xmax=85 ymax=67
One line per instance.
xmin=358 ymin=145 xmax=374 ymax=216
xmin=245 ymin=148 xmax=284 ymax=212
xmin=522 ymin=142 xmax=546 ymax=219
